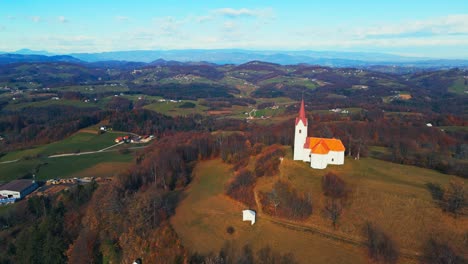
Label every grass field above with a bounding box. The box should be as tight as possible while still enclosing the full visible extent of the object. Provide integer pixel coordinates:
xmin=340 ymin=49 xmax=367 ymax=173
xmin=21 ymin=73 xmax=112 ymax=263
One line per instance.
xmin=449 ymin=78 xmax=468 ymax=94
xmin=171 ymin=155 xmax=467 ymax=263
xmin=0 ymin=131 xmax=128 ymax=162
xmin=143 ymin=100 xmax=209 ymax=116
xmin=171 ymin=159 xmax=366 ymax=264
xmin=36 ymin=151 xmax=133 ymax=180
xmin=0 ymin=151 xmax=133 ymax=182
xmin=4 ymin=99 xmax=98 ymax=110
xmin=259 ymin=76 xmax=318 ymax=89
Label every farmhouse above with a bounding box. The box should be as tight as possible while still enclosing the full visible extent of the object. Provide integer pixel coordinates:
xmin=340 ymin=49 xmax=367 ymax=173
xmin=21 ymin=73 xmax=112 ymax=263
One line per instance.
xmin=0 ymin=179 xmax=38 ymax=199
xmin=294 ymin=100 xmax=345 ymax=169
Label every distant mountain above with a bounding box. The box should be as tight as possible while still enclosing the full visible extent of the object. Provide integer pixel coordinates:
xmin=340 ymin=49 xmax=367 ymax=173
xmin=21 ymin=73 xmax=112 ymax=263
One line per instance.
xmin=2 ymin=49 xmax=468 ymax=68
xmin=0 ymin=54 xmax=83 ymax=65
xmin=14 ymin=49 xmax=56 ymax=56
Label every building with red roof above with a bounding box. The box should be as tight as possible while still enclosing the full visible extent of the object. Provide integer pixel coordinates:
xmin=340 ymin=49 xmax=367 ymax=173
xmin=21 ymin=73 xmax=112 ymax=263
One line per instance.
xmin=294 ymin=99 xmax=345 ymax=169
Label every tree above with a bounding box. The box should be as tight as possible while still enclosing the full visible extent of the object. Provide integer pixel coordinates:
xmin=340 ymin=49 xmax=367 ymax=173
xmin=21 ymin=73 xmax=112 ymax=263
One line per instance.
xmin=363 ymin=222 xmax=399 ymax=264
xmin=324 ymin=199 xmax=342 ymax=229
xmin=322 ymin=173 xmax=348 ymax=199
xmin=422 ymin=238 xmax=464 ymax=264
xmin=269 ymin=188 xmax=281 ymax=215
xmin=442 ymin=179 xmax=465 ymax=215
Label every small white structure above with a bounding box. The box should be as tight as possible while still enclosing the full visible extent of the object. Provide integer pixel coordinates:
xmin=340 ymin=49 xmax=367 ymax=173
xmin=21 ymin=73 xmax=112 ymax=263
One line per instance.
xmin=0 ymin=179 xmax=38 ymax=199
xmin=242 ymin=209 xmax=256 ymax=225
xmin=426 ymin=123 xmax=433 ymax=127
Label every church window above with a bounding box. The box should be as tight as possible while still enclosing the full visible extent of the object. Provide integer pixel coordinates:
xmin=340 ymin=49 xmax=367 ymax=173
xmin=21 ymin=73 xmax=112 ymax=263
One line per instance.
xmin=332 ymin=158 xmax=334 ymax=162
xmin=299 ymin=129 xmax=301 ymax=134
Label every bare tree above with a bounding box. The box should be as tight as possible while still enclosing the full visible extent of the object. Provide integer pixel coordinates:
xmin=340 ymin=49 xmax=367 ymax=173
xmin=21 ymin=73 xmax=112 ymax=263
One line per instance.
xmin=324 ymin=198 xmax=342 ymax=229
xmin=269 ymin=189 xmax=280 ymax=215
xmin=442 ymin=179 xmax=466 ymax=216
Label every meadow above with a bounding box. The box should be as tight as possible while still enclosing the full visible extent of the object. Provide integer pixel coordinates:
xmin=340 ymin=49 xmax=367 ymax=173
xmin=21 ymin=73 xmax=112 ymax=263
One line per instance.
xmin=171 ymin=154 xmax=468 ymax=263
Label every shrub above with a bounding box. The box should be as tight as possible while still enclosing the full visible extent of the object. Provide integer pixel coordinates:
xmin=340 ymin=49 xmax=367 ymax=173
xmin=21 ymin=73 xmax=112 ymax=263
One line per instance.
xmin=254 ymin=145 xmax=285 ymax=177
xmin=322 ymin=172 xmax=348 ymax=199
xmin=363 ymin=222 xmax=399 ymax=264
xmin=226 ymin=226 xmax=235 ymax=235
xmin=226 ymin=169 xmax=256 ymax=207
xmin=425 ymin=182 xmax=444 ymax=201
xmin=442 ymin=179 xmax=465 ymax=215
xmin=261 ymin=181 xmax=312 ymax=220
xmin=422 ymin=238 xmax=464 ymax=264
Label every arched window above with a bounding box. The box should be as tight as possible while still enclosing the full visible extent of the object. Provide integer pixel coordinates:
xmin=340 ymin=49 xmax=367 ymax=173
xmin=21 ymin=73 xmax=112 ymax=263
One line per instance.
xmin=299 ymin=129 xmax=302 ymax=134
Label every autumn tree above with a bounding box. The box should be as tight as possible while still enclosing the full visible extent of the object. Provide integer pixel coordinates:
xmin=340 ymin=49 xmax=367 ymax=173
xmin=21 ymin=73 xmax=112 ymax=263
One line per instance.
xmin=363 ymin=222 xmax=399 ymax=264
xmin=442 ymin=179 xmax=466 ymax=215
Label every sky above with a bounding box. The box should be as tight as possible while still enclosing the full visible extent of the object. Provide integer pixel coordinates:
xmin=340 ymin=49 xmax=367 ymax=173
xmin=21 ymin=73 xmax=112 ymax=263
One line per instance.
xmin=1 ymin=0 xmax=468 ymax=58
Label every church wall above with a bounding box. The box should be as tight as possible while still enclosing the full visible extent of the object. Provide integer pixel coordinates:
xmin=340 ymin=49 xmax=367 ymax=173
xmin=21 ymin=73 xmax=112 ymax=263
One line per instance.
xmin=328 ymin=151 xmax=344 ymax=165
xmin=311 ymin=153 xmax=327 ymax=169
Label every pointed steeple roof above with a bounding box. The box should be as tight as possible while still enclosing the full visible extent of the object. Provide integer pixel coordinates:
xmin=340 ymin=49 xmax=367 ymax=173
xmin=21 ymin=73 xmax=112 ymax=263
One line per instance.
xmin=295 ymin=99 xmax=308 ymax=126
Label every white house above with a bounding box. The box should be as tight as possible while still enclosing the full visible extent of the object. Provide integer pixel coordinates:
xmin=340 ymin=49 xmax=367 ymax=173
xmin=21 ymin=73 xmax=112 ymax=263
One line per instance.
xmin=294 ymin=99 xmax=345 ymax=169
xmin=242 ymin=209 xmax=256 ymax=225
xmin=0 ymin=179 xmax=38 ymax=199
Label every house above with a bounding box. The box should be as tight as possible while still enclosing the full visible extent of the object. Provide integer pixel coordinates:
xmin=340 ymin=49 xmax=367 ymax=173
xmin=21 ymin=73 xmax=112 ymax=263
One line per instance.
xmin=242 ymin=209 xmax=256 ymax=225
xmin=294 ymin=99 xmax=345 ymax=169
xmin=0 ymin=179 xmax=38 ymax=199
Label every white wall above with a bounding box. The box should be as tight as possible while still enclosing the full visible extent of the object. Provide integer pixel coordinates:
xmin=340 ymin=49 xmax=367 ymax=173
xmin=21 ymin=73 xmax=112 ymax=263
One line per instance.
xmin=0 ymin=190 xmax=21 ymax=199
xmin=310 ymin=153 xmax=327 ymax=169
xmin=328 ymin=151 xmax=344 ymax=165
xmin=293 ymin=121 xmax=307 ymax=161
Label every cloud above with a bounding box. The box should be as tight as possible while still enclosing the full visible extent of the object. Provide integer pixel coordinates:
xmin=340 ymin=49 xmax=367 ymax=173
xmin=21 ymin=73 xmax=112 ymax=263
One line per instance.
xmin=30 ymin=16 xmax=41 ymax=23
xmin=115 ymin=16 xmax=130 ymax=22
xmin=58 ymin=16 xmax=69 ymax=23
xmin=194 ymin=15 xmax=212 ymax=23
xmin=213 ymin=7 xmax=274 ymax=19
xmin=355 ymin=14 xmax=468 ymax=39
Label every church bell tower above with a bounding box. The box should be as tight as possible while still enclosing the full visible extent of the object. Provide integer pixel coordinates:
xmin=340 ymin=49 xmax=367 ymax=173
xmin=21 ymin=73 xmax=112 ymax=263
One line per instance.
xmin=294 ymin=99 xmax=308 ymax=160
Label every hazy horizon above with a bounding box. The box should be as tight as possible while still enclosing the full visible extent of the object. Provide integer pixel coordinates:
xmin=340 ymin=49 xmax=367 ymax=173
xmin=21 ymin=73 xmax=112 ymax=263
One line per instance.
xmin=1 ymin=0 xmax=468 ymax=59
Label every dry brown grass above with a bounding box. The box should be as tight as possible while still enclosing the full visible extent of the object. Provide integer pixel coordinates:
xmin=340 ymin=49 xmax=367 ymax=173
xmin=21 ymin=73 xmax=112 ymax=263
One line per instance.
xmin=70 ymin=162 xmax=132 ymax=178
xmin=170 ymin=159 xmax=366 ymax=264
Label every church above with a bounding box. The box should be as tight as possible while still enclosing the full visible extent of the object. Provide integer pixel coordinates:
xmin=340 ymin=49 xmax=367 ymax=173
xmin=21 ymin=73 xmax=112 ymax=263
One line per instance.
xmin=294 ymin=99 xmax=345 ymax=169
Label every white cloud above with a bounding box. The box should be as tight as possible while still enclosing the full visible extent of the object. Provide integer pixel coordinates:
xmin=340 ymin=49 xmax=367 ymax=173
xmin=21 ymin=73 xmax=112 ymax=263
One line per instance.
xmin=30 ymin=16 xmax=41 ymax=23
xmin=58 ymin=16 xmax=69 ymax=23
xmin=213 ymin=7 xmax=274 ymax=19
xmin=115 ymin=16 xmax=130 ymax=22
xmin=354 ymin=14 xmax=468 ymax=39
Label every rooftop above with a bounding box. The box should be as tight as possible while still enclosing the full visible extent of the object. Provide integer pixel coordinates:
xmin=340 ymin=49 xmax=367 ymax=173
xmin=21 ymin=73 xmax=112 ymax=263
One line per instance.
xmin=0 ymin=179 xmax=36 ymax=192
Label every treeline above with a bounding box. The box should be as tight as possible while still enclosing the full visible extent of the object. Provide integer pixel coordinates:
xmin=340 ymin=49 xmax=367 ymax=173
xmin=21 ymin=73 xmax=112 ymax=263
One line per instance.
xmin=190 ymin=243 xmax=298 ymax=264
xmin=0 ymin=105 xmax=102 ymax=151
xmin=0 ymin=182 xmax=98 ymax=264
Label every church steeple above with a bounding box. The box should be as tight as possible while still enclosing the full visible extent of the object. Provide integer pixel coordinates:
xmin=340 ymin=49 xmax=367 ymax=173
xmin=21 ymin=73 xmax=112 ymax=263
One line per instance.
xmin=295 ymin=99 xmax=307 ymax=126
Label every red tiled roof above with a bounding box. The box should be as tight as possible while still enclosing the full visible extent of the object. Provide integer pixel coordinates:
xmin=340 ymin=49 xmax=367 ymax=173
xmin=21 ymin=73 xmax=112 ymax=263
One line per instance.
xmin=306 ymin=137 xmax=345 ymax=154
xmin=295 ymin=99 xmax=308 ymax=126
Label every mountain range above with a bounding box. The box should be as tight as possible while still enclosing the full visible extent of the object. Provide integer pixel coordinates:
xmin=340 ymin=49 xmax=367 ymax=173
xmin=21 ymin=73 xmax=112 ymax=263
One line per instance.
xmin=1 ymin=49 xmax=468 ymax=68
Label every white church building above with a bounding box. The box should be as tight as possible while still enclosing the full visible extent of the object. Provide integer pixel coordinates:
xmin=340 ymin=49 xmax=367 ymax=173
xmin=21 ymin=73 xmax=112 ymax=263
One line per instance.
xmin=294 ymin=100 xmax=345 ymax=169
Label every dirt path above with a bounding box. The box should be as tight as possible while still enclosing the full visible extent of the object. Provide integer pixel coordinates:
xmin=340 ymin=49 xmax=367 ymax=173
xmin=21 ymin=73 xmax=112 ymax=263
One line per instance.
xmin=0 ymin=159 xmax=19 ymax=164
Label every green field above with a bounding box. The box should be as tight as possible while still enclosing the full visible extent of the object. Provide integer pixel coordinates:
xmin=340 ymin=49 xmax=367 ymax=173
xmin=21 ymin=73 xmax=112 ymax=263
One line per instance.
xmin=0 ymin=131 xmax=128 ymax=162
xmin=0 ymin=151 xmax=134 ymax=182
xmin=4 ymin=99 xmax=99 ymax=110
xmin=259 ymin=76 xmax=318 ymax=89
xmin=143 ymin=100 xmax=209 ymax=116
xmin=449 ymin=78 xmax=468 ymax=94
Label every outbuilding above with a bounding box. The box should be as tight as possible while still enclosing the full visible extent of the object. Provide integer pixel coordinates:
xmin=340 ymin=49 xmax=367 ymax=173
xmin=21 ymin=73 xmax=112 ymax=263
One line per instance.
xmin=0 ymin=179 xmax=38 ymax=199
xmin=242 ymin=209 xmax=256 ymax=225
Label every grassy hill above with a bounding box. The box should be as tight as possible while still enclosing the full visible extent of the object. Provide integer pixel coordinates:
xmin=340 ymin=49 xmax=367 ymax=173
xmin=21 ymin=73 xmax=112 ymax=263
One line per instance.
xmin=171 ymin=156 xmax=467 ymax=263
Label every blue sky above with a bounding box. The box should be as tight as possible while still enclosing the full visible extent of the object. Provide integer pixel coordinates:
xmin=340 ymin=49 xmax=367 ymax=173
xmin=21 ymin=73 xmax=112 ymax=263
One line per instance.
xmin=1 ymin=0 xmax=468 ymax=58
